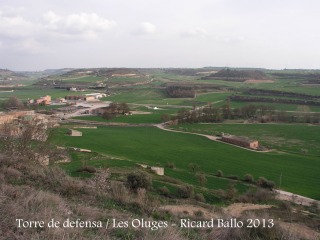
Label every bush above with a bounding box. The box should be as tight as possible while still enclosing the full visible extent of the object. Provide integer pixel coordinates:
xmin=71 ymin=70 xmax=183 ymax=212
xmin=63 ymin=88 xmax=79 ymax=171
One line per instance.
xmin=196 ymin=173 xmax=207 ymax=186
xmin=126 ymin=171 xmax=152 ymax=191
xmin=195 ymin=193 xmax=205 ymax=202
xmin=188 ymin=163 xmax=200 ymax=173
xmin=194 ymin=210 xmax=204 ymax=218
xmin=76 ymin=165 xmax=96 ymax=173
xmin=177 ymin=184 xmax=194 ymax=198
xmin=166 ymin=162 xmax=175 ymax=169
xmin=256 ymin=177 xmax=275 ymax=189
xmin=244 ymin=174 xmax=254 ymax=183
xmin=238 ymin=188 xmax=275 ymax=203
xmin=158 ymin=186 xmax=170 ymax=197
xmin=110 ymin=181 xmax=130 ymax=204
xmin=216 ymin=170 xmax=223 ymax=177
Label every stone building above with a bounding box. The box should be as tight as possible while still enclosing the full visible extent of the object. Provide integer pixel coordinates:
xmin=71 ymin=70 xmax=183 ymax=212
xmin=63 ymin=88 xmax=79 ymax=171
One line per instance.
xmin=221 ymin=135 xmax=259 ymax=149
xmin=68 ymin=129 xmax=82 ymax=136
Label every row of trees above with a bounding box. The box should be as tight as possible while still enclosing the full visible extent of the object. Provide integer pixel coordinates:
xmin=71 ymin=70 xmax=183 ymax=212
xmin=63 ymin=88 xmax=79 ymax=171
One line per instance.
xmin=230 ymin=95 xmax=320 ymax=106
xmin=169 ymin=102 xmax=320 ymax=124
xmin=202 ymin=69 xmax=269 ymax=81
xmin=166 ymin=86 xmax=195 ymax=98
xmin=245 ymin=88 xmax=320 ymax=100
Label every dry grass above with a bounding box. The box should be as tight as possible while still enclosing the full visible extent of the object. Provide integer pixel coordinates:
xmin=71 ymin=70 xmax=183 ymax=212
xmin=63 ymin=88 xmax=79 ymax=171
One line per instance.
xmin=0 ymin=152 xmax=318 ymax=239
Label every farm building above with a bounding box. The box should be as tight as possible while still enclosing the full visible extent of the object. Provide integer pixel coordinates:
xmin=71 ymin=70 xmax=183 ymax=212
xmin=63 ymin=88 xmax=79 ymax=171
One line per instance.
xmin=55 ymin=98 xmax=67 ymax=103
xmin=82 ymin=95 xmax=95 ymax=101
xmin=36 ymin=95 xmax=51 ymax=105
xmin=65 ymin=93 xmax=105 ymax=102
xmin=84 ymin=93 xmax=107 ymax=99
xmin=68 ymin=129 xmax=82 ymax=137
xmin=221 ymin=135 xmax=259 ymax=149
xmin=65 ymin=95 xmax=82 ymax=101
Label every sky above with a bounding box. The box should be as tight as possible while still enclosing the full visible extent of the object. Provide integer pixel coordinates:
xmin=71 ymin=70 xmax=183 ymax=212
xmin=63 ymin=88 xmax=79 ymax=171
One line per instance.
xmin=0 ymin=0 xmax=320 ymax=71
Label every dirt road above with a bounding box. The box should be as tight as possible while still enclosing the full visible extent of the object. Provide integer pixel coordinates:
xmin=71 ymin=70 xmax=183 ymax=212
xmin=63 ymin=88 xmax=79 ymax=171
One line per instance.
xmin=274 ymin=189 xmax=319 ymax=207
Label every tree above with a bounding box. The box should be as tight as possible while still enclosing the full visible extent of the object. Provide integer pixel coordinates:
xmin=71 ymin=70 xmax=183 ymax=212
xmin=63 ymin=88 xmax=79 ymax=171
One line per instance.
xmin=3 ymin=96 xmax=24 ymax=109
xmin=119 ymin=102 xmax=130 ymax=114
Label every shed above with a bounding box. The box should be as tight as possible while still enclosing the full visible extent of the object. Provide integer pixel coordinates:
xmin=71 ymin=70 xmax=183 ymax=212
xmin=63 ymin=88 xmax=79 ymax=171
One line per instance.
xmin=68 ymin=129 xmax=82 ymax=137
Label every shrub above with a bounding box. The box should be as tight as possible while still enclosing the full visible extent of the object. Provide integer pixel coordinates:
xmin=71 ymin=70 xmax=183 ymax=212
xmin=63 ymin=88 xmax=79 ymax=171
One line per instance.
xmin=310 ymin=201 xmax=320 ymax=214
xmin=216 ymin=170 xmax=223 ymax=177
xmin=196 ymin=173 xmax=207 ymax=186
xmin=126 ymin=171 xmax=152 ymax=191
xmin=256 ymin=177 xmax=275 ymax=189
xmin=76 ymin=165 xmax=96 ymax=173
xmin=194 ymin=210 xmax=204 ymax=218
xmin=238 ymin=188 xmax=275 ymax=203
xmin=244 ymin=174 xmax=254 ymax=183
xmin=188 ymin=163 xmax=200 ymax=173
xmin=195 ymin=193 xmax=205 ymax=202
xmin=166 ymin=162 xmax=175 ymax=169
xmin=158 ymin=186 xmax=170 ymax=197
xmin=110 ymin=181 xmax=130 ymax=204
xmin=177 ymin=184 xmax=194 ymax=198
xmin=226 ymin=183 xmax=237 ymax=200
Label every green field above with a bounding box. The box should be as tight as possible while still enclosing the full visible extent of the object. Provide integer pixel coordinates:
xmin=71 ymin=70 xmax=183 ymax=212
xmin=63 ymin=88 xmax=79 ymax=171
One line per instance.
xmin=102 ymin=89 xmax=230 ymax=107
xmin=171 ymin=123 xmax=320 ymax=156
xmin=52 ymin=126 xmax=320 ymax=200
xmin=74 ymin=107 xmax=177 ymax=124
xmin=0 ymin=88 xmax=87 ymax=101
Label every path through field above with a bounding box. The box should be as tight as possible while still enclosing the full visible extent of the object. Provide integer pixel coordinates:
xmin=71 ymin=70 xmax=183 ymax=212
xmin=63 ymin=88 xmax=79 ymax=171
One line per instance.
xmin=274 ymin=189 xmax=319 ymax=207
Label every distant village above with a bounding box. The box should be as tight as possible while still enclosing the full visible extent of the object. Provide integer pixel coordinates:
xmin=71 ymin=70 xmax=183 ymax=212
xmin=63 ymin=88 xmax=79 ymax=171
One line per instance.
xmin=0 ymin=90 xmax=111 ymax=139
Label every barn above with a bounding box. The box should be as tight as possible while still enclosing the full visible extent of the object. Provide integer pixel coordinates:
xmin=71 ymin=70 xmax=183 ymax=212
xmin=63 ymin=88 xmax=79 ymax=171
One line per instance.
xmin=221 ymin=135 xmax=259 ymax=149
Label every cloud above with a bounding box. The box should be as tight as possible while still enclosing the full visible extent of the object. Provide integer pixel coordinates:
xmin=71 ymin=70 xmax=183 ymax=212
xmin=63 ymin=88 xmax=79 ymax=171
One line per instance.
xmin=216 ymin=35 xmax=245 ymax=44
xmin=43 ymin=11 xmax=117 ymax=39
xmin=180 ymin=27 xmax=209 ymax=38
xmin=132 ymin=22 xmax=156 ymax=35
xmin=0 ymin=9 xmax=117 ymax=55
xmin=14 ymin=38 xmax=44 ymax=55
xmin=0 ymin=11 xmax=38 ymax=39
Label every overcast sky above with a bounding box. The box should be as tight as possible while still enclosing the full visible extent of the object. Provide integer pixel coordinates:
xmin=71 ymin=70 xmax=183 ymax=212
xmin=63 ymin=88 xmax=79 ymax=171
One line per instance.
xmin=1 ymin=0 xmax=320 ymax=71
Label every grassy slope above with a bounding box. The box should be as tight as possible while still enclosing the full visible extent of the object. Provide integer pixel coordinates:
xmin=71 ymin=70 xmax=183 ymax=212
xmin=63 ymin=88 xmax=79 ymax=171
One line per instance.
xmin=52 ymin=126 xmax=320 ymax=200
